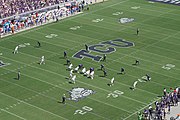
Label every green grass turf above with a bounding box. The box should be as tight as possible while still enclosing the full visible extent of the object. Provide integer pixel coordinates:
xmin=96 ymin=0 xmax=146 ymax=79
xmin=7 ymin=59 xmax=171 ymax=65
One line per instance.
xmin=0 ymin=0 xmax=180 ymax=119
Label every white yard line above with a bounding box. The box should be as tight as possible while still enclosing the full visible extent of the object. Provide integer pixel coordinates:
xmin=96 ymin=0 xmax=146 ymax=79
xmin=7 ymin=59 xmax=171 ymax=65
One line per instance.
xmin=0 ymin=52 xmax=155 ymax=104
xmin=0 ymin=108 xmax=27 ymax=120
xmin=0 ymin=92 xmax=68 ymax=120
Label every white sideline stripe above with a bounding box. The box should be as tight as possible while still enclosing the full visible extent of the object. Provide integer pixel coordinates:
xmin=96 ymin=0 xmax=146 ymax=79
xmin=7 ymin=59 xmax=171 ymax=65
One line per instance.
xmin=0 ymin=92 xmax=68 ymax=120
xmin=0 ymin=79 xmax=110 ymax=120
xmin=1 ymin=108 xmax=27 ymax=120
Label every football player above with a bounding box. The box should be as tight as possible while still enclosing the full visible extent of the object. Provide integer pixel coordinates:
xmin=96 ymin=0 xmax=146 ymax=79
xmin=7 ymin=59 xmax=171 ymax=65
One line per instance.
xmin=40 ymin=56 xmax=45 ymax=65
xmin=13 ymin=45 xmax=19 ymax=54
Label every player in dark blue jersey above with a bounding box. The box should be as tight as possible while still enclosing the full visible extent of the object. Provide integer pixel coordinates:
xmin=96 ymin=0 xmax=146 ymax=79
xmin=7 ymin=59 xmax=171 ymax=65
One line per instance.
xmin=135 ymin=60 xmax=139 ymax=65
xmin=64 ymin=51 xmax=67 ymax=58
xmin=103 ymin=70 xmax=107 ymax=77
xmin=100 ymin=64 xmax=104 ymax=70
xmin=37 ymin=41 xmax=41 ymax=47
xmin=146 ymin=74 xmax=151 ymax=81
xmin=102 ymin=54 xmax=106 ymax=62
xmin=85 ymin=44 xmax=89 ymax=51
xmin=66 ymin=59 xmax=71 ymax=65
xmin=17 ymin=71 xmax=20 ymax=80
xmin=137 ymin=28 xmax=139 ymax=36
xmin=120 ymin=67 xmax=125 ymax=74
xmin=61 ymin=94 xmax=66 ymax=104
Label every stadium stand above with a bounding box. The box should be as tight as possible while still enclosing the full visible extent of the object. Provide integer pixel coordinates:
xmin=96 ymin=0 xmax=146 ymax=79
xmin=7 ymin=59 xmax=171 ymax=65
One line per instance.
xmin=0 ymin=0 xmax=82 ymax=37
xmin=141 ymin=87 xmax=180 ymax=120
xmin=0 ymin=0 xmax=69 ymax=19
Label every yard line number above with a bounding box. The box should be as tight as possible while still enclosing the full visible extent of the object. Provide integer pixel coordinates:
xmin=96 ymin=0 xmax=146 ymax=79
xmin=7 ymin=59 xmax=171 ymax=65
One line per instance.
xmin=92 ymin=19 xmax=104 ymax=23
xmin=70 ymin=26 xmax=81 ymax=30
xmin=162 ymin=64 xmax=175 ymax=70
xmin=18 ymin=43 xmax=30 ymax=48
xmin=74 ymin=106 xmax=93 ymax=115
xmin=106 ymin=90 xmax=124 ymax=98
xmin=112 ymin=12 xmax=123 ymax=16
xmin=45 ymin=34 xmax=58 ymax=38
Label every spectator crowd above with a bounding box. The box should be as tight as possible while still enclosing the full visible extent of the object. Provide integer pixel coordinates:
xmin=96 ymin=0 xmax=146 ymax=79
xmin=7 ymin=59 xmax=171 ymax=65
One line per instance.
xmin=138 ymin=87 xmax=180 ymax=120
xmin=0 ymin=0 xmax=83 ymax=36
xmin=0 ymin=0 xmax=73 ymax=19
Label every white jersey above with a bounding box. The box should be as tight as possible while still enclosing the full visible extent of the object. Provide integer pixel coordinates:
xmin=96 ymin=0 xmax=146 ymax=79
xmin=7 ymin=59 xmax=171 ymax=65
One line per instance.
xmin=40 ymin=56 xmax=45 ymax=65
xmin=68 ymin=63 xmax=73 ymax=69
xmin=15 ymin=46 xmax=19 ymax=51
xmin=14 ymin=46 xmax=19 ymax=54
xmin=74 ymin=66 xmax=79 ymax=71
xmin=90 ymin=71 xmax=94 ymax=79
xmin=71 ymin=75 xmax=76 ymax=83
xmin=82 ymin=67 xmax=86 ymax=73
xmin=133 ymin=81 xmax=138 ymax=88
xmin=110 ymin=77 xmax=114 ymax=84
xmin=41 ymin=56 xmax=45 ymax=61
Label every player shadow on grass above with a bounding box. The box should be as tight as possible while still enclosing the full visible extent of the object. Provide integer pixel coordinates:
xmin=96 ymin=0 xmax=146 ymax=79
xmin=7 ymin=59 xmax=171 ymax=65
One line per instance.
xmin=99 ymin=75 xmax=106 ymax=77
xmin=117 ymin=72 xmax=123 ymax=75
xmin=129 ymin=87 xmax=134 ymax=90
xmin=57 ymin=101 xmax=66 ymax=104
xmin=34 ymin=46 xmax=40 ymax=48
xmin=13 ymin=78 xmax=19 ymax=80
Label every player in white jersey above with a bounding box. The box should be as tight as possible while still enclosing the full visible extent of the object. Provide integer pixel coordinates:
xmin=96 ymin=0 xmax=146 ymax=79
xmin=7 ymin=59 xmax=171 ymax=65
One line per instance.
xmin=89 ymin=71 xmax=94 ymax=79
xmin=71 ymin=75 xmax=76 ymax=84
xmin=13 ymin=45 xmax=19 ymax=54
xmin=40 ymin=56 xmax=45 ymax=65
xmin=81 ymin=67 xmax=86 ymax=74
xmin=74 ymin=66 xmax=79 ymax=73
xmin=132 ymin=81 xmax=138 ymax=90
xmin=69 ymin=69 xmax=73 ymax=79
xmin=109 ymin=77 xmax=114 ymax=86
xmin=67 ymin=63 xmax=73 ymax=70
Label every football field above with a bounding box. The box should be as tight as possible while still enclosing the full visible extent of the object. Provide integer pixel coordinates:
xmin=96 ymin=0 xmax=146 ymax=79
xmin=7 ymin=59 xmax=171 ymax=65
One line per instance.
xmin=0 ymin=0 xmax=180 ymax=119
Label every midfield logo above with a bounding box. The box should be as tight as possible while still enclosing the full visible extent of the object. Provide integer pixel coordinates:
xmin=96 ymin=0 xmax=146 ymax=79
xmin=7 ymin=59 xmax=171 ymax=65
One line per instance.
xmin=119 ymin=18 xmax=135 ymax=24
xmin=148 ymin=0 xmax=180 ymax=6
xmin=73 ymin=39 xmax=134 ymax=62
xmin=68 ymin=87 xmax=95 ymax=101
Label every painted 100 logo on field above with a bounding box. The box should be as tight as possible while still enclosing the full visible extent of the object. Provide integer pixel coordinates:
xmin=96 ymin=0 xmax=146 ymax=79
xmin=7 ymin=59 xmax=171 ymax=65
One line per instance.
xmin=73 ymin=39 xmax=134 ymax=62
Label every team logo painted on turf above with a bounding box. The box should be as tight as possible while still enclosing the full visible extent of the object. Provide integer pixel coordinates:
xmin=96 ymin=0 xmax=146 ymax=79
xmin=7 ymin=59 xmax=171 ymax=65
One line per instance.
xmin=119 ymin=18 xmax=135 ymax=24
xmin=68 ymin=87 xmax=95 ymax=101
xmin=73 ymin=39 xmax=134 ymax=62
xmin=0 ymin=60 xmax=10 ymax=67
xmin=147 ymin=0 xmax=180 ymax=6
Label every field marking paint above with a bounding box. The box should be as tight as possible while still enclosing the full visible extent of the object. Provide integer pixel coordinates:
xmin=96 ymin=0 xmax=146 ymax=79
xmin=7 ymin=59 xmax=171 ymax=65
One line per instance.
xmin=0 ymin=45 xmax=163 ymax=96
xmin=0 ymin=92 xmax=68 ymax=120
xmin=1 ymin=108 xmax=26 ymax=120
xmin=0 ymin=80 xmax=110 ymax=120
xmin=74 ymin=106 xmax=93 ymax=115
xmin=5 ymin=54 xmax=148 ymax=106
xmin=70 ymin=26 xmax=81 ymax=30
xmin=0 ymin=59 xmax=132 ymax=115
